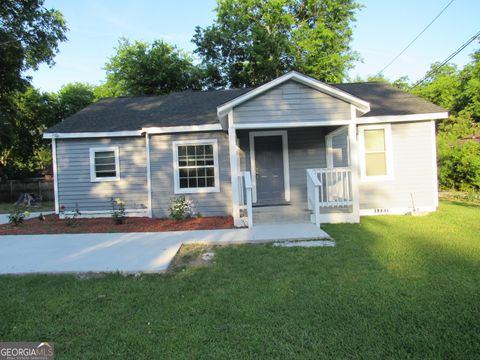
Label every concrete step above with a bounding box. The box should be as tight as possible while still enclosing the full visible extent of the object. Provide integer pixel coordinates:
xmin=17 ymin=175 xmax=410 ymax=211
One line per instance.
xmin=253 ymin=205 xmax=311 ymax=224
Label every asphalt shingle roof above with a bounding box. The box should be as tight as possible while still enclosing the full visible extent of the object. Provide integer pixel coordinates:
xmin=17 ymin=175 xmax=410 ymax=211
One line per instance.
xmin=334 ymin=82 xmax=446 ymax=117
xmin=45 ymin=82 xmax=446 ymax=134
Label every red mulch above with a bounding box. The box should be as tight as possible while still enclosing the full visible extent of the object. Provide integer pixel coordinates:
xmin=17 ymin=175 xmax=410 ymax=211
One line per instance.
xmin=0 ymin=215 xmax=234 ymax=235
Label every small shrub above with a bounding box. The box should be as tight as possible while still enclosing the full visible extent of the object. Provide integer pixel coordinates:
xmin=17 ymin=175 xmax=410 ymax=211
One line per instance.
xmin=111 ymin=197 xmax=126 ymax=225
xmin=169 ymin=196 xmax=195 ymax=221
xmin=8 ymin=209 xmax=27 ymax=226
xmin=62 ymin=203 xmax=81 ymax=227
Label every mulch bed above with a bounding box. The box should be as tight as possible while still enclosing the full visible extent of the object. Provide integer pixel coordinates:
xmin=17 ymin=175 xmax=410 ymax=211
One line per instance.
xmin=0 ymin=215 xmax=234 ymax=235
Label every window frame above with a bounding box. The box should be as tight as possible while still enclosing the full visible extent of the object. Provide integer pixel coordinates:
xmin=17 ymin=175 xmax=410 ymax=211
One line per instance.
xmin=89 ymin=146 xmax=120 ymax=182
xmin=172 ymin=139 xmax=220 ymax=194
xmin=359 ymin=124 xmax=394 ymax=182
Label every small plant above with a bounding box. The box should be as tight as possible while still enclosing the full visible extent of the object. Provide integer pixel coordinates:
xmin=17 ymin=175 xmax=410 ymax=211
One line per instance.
xmin=8 ymin=209 xmax=27 ymax=226
xmin=169 ymin=196 xmax=195 ymax=221
xmin=62 ymin=203 xmax=81 ymax=227
xmin=111 ymin=197 xmax=126 ymax=225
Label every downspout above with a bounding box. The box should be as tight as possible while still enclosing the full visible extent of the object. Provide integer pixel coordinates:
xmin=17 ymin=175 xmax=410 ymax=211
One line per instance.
xmin=51 ymin=138 xmax=59 ymax=214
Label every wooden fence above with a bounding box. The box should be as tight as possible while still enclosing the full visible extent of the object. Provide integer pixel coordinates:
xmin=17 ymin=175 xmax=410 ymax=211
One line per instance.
xmin=0 ymin=180 xmax=54 ymax=203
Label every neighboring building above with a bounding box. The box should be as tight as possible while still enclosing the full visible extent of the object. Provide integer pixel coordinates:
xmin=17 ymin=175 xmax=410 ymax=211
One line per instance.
xmin=43 ymin=72 xmax=448 ymax=228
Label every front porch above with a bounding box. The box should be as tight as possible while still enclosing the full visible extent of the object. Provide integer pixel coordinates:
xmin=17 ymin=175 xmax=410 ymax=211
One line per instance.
xmin=230 ymin=125 xmax=360 ymax=228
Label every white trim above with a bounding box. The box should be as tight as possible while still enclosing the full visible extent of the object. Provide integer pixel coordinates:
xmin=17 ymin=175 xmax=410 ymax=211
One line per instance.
xmin=43 ymin=125 xmax=223 ymax=140
xmin=357 ymin=112 xmax=448 ymax=124
xmin=349 ymin=105 xmax=360 ymax=223
xmin=358 ymin=124 xmax=394 ymax=182
xmin=217 ymin=71 xmax=370 ymax=117
xmin=51 ymin=138 xmax=59 ymax=214
xmin=227 ymin=111 xmax=241 ymax=223
xmin=172 ymin=139 xmax=220 ymax=194
xmin=44 ymin=131 xmax=142 ymax=139
xmin=60 ymin=208 xmax=148 ymax=219
xmin=145 ymin=133 xmax=153 ymax=218
xmin=143 ymin=124 xmax=222 ymax=134
xmin=325 ymin=126 xmax=349 ymax=168
xmin=249 ymin=130 xmax=290 ymax=203
xmin=431 ymin=120 xmax=439 ymax=208
xmin=360 ymin=206 xmax=437 ymax=216
xmin=89 ymin=147 xmax=121 ymax=182
xmin=232 ymin=119 xmax=351 ymax=130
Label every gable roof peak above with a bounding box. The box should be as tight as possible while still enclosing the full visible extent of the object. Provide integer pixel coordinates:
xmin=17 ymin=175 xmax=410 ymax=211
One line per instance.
xmin=217 ymin=71 xmax=371 ymax=117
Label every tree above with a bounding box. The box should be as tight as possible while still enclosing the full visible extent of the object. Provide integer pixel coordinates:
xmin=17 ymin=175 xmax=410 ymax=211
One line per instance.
xmin=410 ymin=63 xmax=461 ymax=111
xmin=102 ymin=38 xmax=206 ymax=96
xmin=54 ymin=82 xmax=95 ymax=119
xmin=6 ymin=87 xmax=57 ymax=174
xmin=0 ymin=82 xmax=95 ymax=178
xmin=0 ymin=0 xmax=67 ymax=178
xmin=410 ymin=49 xmax=480 ymax=191
xmin=193 ymin=0 xmax=361 ymax=87
xmin=457 ymin=48 xmax=480 ymax=121
xmin=0 ymin=0 xmax=67 ymax=95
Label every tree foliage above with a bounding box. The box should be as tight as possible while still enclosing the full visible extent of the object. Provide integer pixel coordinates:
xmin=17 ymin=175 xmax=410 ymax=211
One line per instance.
xmin=102 ymin=38 xmax=207 ymax=96
xmin=193 ymin=0 xmax=361 ymax=87
xmin=0 ymin=83 xmax=95 ymax=178
xmin=0 ymin=0 xmax=67 ymax=95
xmin=0 ymin=0 xmax=67 ymax=178
xmin=411 ymin=49 xmax=480 ymax=190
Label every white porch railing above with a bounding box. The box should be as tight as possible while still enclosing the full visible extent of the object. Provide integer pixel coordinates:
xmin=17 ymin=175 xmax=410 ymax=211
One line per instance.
xmin=307 ymin=167 xmax=353 ymax=226
xmin=239 ymin=171 xmax=253 ymax=228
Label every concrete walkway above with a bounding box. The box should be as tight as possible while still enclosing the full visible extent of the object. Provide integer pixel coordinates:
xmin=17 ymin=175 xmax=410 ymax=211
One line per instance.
xmin=0 ymin=223 xmax=329 ymax=274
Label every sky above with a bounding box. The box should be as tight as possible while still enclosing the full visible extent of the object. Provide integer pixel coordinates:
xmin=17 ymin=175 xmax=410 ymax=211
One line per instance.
xmin=29 ymin=0 xmax=480 ymax=92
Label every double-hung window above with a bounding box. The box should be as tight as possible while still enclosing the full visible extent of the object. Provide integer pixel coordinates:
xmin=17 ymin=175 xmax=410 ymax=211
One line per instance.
xmin=89 ymin=147 xmax=120 ymax=182
xmin=173 ymin=139 xmax=220 ymax=193
xmin=359 ymin=125 xmax=393 ymax=181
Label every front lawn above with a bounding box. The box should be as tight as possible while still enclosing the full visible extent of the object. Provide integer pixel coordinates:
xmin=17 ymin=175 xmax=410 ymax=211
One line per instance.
xmin=0 ymin=201 xmax=479 ymax=359
xmin=0 ymin=201 xmax=54 ymax=214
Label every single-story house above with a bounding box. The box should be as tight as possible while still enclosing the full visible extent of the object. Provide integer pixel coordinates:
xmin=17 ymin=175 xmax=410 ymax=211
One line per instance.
xmin=43 ymin=71 xmax=448 ymax=228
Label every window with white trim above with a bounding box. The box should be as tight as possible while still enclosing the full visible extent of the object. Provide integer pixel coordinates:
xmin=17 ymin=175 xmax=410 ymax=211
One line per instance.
xmin=89 ymin=147 xmax=120 ymax=182
xmin=360 ymin=125 xmax=393 ymax=181
xmin=173 ymin=140 xmax=220 ymax=193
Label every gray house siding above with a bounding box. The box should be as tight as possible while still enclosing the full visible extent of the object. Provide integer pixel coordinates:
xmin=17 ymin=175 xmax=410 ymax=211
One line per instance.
xmin=359 ymin=121 xmax=437 ymax=210
xmin=237 ymin=127 xmax=334 ymax=207
xmin=56 ymin=137 xmax=148 ymax=211
xmin=149 ymin=131 xmax=232 ymax=218
xmin=331 ymin=131 xmax=349 ymax=167
xmin=233 ymin=80 xmax=351 ymax=125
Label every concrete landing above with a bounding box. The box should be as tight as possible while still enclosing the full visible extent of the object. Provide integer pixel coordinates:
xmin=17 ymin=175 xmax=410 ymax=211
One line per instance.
xmin=0 ymin=223 xmax=330 ymax=274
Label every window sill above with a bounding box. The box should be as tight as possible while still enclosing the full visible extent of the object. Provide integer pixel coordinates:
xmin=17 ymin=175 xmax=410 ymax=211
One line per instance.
xmin=90 ymin=177 xmax=120 ymax=183
xmin=174 ymin=186 xmax=220 ymax=194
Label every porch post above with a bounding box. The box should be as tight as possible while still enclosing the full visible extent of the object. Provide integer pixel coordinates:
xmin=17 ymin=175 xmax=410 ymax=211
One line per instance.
xmin=228 ymin=111 xmax=241 ymax=226
xmin=349 ymin=105 xmax=360 ymax=223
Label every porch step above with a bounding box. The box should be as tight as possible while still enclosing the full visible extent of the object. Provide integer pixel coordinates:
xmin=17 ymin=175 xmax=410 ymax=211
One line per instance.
xmin=253 ymin=205 xmax=310 ymax=225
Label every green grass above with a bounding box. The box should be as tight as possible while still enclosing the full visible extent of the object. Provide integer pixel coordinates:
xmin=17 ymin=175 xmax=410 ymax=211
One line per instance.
xmin=0 ymin=201 xmax=479 ymax=359
xmin=0 ymin=201 xmax=54 ymax=214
